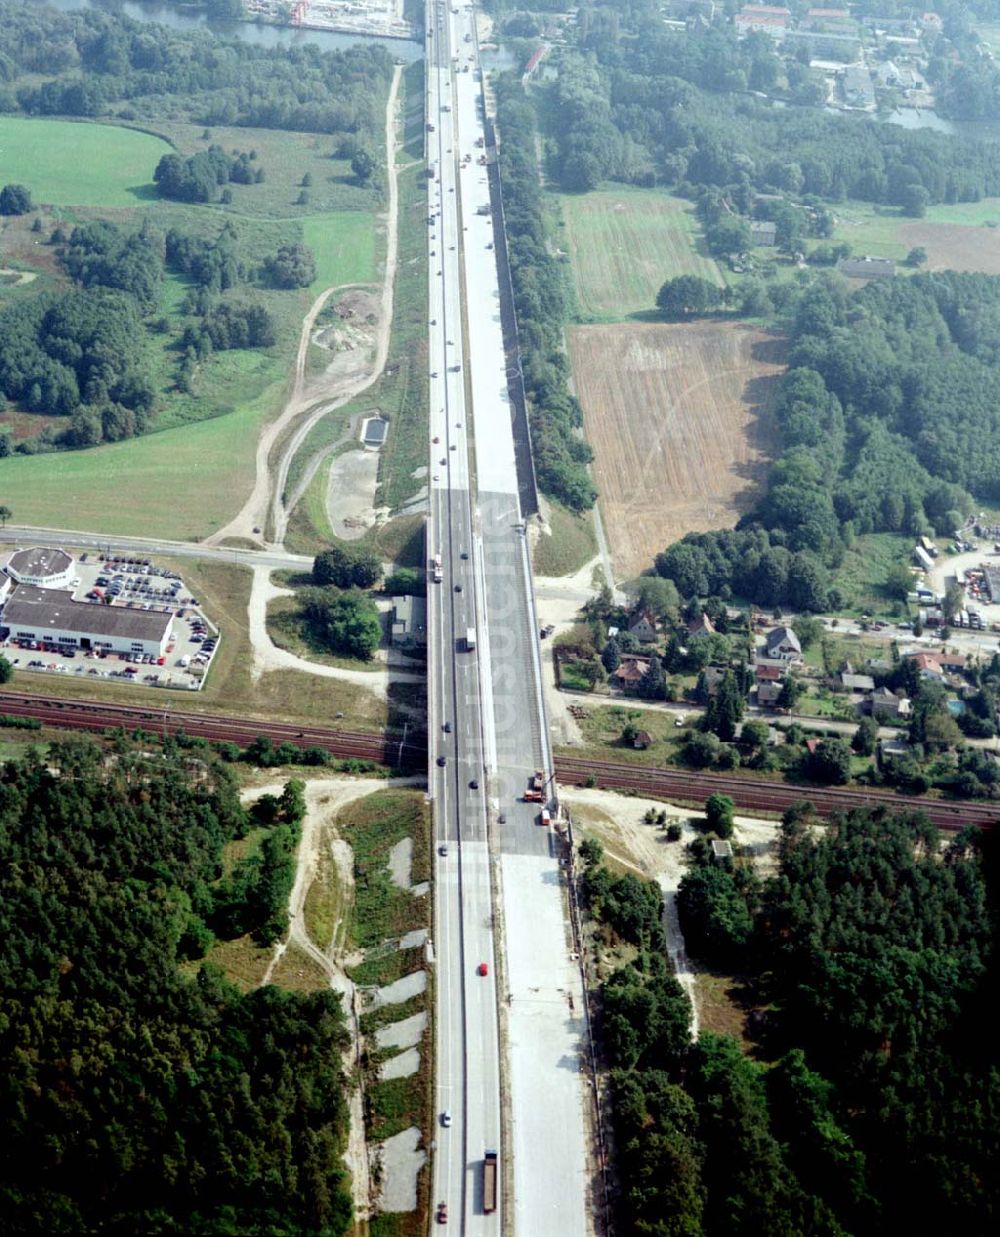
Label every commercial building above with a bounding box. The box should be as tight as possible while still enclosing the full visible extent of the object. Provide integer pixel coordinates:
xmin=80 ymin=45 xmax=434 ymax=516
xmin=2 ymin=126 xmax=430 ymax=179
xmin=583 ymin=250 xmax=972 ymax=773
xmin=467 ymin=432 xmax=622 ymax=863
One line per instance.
xmin=5 ymin=546 xmax=76 ymax=590
xmin=2 ymin=584 xmax=172 ymax=658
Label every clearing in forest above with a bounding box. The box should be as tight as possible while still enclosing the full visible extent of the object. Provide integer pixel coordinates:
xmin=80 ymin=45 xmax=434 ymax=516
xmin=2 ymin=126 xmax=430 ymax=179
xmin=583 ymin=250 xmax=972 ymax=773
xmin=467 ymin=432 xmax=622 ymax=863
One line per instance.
xmin=568 ymin=320 xmax=784 ymax=580
xmin=560 ymin=188 xmax=723 ymax=321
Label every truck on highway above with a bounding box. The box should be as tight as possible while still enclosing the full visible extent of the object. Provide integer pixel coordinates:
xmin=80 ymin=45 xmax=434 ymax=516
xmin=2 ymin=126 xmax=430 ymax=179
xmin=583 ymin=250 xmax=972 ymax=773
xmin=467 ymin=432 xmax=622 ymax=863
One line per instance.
xmin=524 ymin=769 xmax=544 ymax=803
xmin=431 ymin=553 xmax=443 ymax=583
xmin=465 ymin=626 xmax=476 ymax=652
xmin=483 ymin=1150 xmax=498 ymax=1214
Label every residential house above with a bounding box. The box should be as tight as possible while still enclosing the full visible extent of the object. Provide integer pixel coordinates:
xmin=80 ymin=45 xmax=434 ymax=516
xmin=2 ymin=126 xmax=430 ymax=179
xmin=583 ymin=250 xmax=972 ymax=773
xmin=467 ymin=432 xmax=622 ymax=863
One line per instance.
xmin=755 ymin=661 xmax=785 ymax=684
xmin=871 ymin=686 xmax=909 ymax=719
xmin=836 ymin=255 xmax=895 ymax=279
xmin=841 ymin=672 xmax=875 ymax=695
xmin=628 ymin=608 xmax=658 ymax=643
xmin=803 ymin=6 xmax=853 ymax=25
xmin=687 ymin=612 xmax=716 ymax=639
xmin=879 ymin=737 xmax=913 ymax=764
xmin=698 ymin=664 xmax=727 ymax=700
xmin=750 ymin=220 xmax=777 ymax=247
xmin=765 ymin=625 xmax=802 ymax=662
xmin=633 ymin=729 xmax=653 ymax=750
xmin=906 ymin=649 xmax=967 ymax=676
xmin=735 ymin=5 xmax=791 ymax=36
xmin=612 ymin=655 xmax=650 ymax=691
xmin=757 ymin=680 xmax=785 ymax=708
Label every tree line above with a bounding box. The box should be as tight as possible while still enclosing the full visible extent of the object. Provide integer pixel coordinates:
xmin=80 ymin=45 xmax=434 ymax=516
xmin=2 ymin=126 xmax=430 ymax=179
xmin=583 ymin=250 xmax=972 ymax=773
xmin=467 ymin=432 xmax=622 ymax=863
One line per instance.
xmin=0 ymin=737 xmax=353 ymax=1233
xmin=495 ymin=75 xmax=597 ymax=512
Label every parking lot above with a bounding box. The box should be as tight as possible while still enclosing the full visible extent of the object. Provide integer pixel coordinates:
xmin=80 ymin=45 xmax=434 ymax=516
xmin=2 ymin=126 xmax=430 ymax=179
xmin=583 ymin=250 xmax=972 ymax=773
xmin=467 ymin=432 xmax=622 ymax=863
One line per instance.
xmin=2 ymin=551 xmax=219 ymax=692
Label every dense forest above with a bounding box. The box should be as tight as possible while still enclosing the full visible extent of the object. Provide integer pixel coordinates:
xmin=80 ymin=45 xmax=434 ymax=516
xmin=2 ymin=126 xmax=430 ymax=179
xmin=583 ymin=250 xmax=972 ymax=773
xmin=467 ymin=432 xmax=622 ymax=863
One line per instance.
xmin=0 ymin=738 xmax=352 ymax=1233
xmin=654 ymin=271 xmax=1000 ymax=609
xmin=583 ymin=806 xmax=1000 ymax=1234
xmin=0 ymin=217 xmax=286 ymax=448
xmin=540 ymin=11 xmax=1000 ymax=203
xmin=0 ymin=1 xmax=393 ymax=135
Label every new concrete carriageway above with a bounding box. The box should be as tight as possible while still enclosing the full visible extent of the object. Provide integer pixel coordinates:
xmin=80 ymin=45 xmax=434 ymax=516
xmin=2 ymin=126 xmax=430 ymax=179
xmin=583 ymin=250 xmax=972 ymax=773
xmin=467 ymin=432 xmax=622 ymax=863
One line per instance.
xmin=426 ymin=3 xmax=590 ymax=1234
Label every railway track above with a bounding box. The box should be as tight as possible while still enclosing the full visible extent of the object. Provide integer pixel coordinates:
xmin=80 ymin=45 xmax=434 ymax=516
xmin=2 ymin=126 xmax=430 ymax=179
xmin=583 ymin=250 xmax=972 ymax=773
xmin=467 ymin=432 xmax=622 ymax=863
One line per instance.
xmin=0 ymin=690 xmax=426 ymax=766
xmin=4 ymin=690 xmax=996 ymax=829
xmin=553 ymin=754 xmax=1000 ymax=833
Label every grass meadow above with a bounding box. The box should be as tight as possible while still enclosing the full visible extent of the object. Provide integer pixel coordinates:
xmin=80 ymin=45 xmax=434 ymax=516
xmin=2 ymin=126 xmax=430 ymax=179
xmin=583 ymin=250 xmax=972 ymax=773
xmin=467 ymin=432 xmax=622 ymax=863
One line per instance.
xmin=0 ymin=112 xmax=384 ymax=539
xmin=559 ymin=187 xmax=724 ymax=321
xmin=0 ymin=116 xmax=171 ymax=206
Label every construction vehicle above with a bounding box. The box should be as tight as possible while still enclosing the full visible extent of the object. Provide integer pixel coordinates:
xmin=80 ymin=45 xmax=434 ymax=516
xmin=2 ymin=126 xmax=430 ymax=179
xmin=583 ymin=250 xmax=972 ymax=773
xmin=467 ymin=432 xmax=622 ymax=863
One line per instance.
xmin=483 ymin=1150 xmax=498 ymax=1214
xmin=524 ymin=769 xmax=544 ymax=803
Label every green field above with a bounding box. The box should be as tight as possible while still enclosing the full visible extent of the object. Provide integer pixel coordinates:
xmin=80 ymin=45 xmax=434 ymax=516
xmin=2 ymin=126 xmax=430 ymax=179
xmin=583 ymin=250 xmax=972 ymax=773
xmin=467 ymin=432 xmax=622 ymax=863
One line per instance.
xmin=303 ymin=211 xmax=378 ymax=292
xmin=560 ymin=187 xmax=724 ymax=321
xmin=0 ymin=401 xmax=273 ymax=538
xmin=0 ymin=117 xmax=171 ymax=206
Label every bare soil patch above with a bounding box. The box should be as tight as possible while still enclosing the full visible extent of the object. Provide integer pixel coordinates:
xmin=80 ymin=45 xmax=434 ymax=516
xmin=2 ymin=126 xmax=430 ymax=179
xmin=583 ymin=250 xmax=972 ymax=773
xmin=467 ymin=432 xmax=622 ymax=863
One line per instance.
xmin=325 ymin=448 xmax=383 ymax=541
xmin=899 ymin=220 xmax=1000 ymax=274
xmin=569 ymin=321 xmax=785 ymax=579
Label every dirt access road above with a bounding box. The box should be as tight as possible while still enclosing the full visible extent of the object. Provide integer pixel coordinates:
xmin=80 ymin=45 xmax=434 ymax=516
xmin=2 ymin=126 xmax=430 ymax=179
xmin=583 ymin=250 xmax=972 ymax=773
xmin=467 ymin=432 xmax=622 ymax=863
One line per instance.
xmin=206 ymin=65 xmax=403 ymax=551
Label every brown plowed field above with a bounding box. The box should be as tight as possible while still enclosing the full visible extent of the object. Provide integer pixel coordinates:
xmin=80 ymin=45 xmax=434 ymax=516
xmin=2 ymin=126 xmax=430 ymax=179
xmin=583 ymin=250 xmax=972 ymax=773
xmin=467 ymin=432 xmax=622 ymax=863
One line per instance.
xmin=568 ymin=321 xmax=785 ymax=579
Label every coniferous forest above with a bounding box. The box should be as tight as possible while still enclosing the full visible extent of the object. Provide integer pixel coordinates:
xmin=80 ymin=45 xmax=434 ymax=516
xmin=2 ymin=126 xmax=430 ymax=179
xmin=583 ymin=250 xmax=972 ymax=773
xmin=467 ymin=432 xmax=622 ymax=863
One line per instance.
xmin=0 ymin=738 xmax=352 ymax=1235
xmin=584 ymin=807 xmax=1000 ymax=1236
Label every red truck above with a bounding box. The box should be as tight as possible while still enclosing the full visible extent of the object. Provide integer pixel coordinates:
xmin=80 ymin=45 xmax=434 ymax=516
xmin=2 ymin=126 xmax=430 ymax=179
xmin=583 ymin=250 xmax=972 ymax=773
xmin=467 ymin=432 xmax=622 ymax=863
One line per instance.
xmin=523 ymin=769 xmax=544 ymax=803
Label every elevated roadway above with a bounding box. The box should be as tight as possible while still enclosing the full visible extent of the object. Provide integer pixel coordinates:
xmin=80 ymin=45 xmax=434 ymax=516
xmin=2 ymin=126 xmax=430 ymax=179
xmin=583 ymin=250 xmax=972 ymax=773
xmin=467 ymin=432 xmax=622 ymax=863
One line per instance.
xmin=427 ymin=4 xmax=590 ymax=1233
xmin=426 ymin=4 xmax=503 ymax=1231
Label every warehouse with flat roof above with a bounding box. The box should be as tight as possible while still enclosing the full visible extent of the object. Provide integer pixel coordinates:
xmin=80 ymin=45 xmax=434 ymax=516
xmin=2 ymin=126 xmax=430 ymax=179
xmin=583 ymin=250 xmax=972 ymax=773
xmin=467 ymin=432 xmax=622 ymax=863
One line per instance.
xmin=1 ymin=585 xmax=172 ymax=657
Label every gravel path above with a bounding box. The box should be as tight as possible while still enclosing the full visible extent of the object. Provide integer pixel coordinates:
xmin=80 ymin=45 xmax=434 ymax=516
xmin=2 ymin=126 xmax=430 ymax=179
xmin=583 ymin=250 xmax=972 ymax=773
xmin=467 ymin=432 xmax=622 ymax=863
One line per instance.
xmin=245 ymin=564 xmax=423 ymax=693
xmin=203 ymin=65 xmax=404 ymax=549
